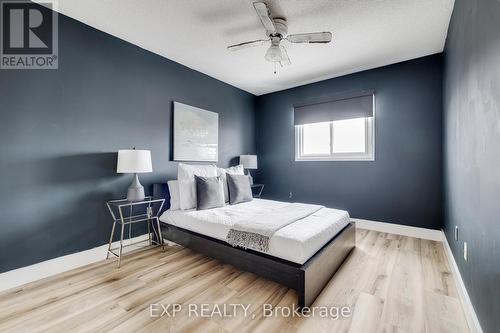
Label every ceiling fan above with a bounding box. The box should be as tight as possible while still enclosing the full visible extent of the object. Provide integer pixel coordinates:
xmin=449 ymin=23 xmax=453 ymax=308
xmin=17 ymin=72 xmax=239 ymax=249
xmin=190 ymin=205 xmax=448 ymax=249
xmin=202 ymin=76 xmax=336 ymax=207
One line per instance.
xmin=227 ymin=2 xmax=332 ymax=73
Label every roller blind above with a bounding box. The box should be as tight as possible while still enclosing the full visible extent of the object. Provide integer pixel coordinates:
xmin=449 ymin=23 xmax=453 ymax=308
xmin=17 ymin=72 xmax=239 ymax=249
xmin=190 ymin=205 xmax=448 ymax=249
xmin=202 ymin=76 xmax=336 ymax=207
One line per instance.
xmin=294 ymin=90 xmax=374 ymax=125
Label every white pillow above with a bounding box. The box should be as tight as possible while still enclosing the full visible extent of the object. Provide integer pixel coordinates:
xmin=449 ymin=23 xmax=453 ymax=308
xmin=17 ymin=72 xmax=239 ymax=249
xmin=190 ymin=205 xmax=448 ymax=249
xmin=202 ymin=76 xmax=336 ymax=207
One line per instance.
xmin=167 ymin=180 xmax=180 ymax=210
xmin=217 ymin=165 xmax=245 ymax=202
xmin=178 ymin=163 xmax=218 ymax=210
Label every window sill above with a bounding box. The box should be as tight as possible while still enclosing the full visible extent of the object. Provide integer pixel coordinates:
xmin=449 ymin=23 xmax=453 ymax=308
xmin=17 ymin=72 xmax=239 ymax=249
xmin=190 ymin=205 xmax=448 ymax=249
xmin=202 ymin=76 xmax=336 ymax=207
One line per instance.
xmin=295 ymin=156 xmax=375 ymax=162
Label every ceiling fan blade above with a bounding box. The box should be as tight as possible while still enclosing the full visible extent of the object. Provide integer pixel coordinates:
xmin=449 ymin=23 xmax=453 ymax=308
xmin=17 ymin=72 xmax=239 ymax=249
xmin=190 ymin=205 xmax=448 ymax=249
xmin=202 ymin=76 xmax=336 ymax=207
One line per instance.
xmin=227 ymin=39 xmax=269 ymax=51
xmin=286 ymin=32 xmax=332 ymax=43
xmin=253 ymin=2 xmax=276 ymax=35
xmin=280 ymin=46 xmax=291 ymax=66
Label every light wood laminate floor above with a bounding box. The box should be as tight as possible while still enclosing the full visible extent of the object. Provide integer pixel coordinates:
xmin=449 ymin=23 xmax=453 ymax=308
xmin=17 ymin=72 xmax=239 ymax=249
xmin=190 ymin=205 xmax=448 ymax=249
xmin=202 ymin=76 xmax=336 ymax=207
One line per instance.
xmin=0 ymin=229 xmax=470 ymax=333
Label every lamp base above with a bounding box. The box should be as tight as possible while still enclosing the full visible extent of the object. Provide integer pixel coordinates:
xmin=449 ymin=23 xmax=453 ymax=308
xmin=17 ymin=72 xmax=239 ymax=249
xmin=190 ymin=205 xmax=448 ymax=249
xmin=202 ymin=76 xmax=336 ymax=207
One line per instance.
xmin=247 ymin=170 xmax=254 ymax=185
xmin=127 ymin=173 xmax=145 ymax=202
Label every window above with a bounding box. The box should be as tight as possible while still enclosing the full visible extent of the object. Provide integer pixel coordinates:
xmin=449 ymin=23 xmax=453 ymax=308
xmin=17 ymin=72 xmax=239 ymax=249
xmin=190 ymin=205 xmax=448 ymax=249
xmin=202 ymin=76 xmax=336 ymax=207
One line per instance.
xmin=295 ymin=117 xmax=374 ymax=161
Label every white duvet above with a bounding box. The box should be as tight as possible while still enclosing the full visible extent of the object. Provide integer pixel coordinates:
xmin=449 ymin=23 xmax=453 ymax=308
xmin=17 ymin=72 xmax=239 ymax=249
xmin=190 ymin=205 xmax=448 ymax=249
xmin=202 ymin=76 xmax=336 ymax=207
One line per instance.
xmin=159 ymin=199 xmax=351 ymax=265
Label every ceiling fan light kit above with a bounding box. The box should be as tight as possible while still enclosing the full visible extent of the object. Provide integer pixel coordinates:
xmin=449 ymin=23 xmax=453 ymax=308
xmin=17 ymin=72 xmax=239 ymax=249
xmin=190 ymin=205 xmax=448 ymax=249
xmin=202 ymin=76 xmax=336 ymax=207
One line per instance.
xmin=265 ymin=36 xmax=284 ymax=62
xmin=265 ymin=44 xmax=282 ymax=62
xmin=227 ymin=1 xmax=333 ymax=74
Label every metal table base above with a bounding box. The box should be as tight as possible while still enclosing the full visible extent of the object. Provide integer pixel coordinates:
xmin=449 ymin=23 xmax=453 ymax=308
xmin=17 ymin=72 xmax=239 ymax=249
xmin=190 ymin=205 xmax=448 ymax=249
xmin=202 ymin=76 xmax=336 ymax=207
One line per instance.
xmin=106 ymin=197 xmax=165 ymax=267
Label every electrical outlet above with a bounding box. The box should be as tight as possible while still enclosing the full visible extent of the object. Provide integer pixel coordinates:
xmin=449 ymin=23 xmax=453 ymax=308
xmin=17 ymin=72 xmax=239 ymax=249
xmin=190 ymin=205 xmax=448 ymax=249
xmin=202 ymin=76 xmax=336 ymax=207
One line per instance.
xmin=289 ymin=192 xmax=293 ymax=199
xmin=455 ymin=226 xmax=459 ymax=241
xmin=463 ymin=242 xmax=468 ymax=261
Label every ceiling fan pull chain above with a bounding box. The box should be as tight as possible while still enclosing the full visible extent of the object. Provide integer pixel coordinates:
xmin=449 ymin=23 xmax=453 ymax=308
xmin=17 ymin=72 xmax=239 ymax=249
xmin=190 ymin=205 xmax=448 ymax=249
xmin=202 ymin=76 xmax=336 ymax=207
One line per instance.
xmin=273 ymin=62 xmax=277 ymax=75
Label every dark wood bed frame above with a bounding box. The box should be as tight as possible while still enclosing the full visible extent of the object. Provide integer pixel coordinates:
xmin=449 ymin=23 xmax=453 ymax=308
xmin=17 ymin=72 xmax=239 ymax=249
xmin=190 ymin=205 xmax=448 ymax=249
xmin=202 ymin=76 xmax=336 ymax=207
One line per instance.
xmin=153 ymin=183 xmax=356 ymax=308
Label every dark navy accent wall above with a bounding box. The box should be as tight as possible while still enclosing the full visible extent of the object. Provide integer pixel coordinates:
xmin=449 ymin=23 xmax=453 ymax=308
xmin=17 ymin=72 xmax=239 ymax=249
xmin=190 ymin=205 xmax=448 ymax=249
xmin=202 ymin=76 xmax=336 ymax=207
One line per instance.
xmin=0 ymin=13 xmax=255 ymax=272
xmin=255 ymin=55 xmax=443 ymax=229
xmin=443 ymin=0 xmax=500 ymax=332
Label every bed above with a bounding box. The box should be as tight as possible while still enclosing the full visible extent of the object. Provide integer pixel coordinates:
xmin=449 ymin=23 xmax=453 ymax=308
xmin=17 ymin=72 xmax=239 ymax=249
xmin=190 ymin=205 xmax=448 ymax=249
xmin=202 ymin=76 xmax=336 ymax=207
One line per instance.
xmin=153 ymin=183 xmax=355 ymax=308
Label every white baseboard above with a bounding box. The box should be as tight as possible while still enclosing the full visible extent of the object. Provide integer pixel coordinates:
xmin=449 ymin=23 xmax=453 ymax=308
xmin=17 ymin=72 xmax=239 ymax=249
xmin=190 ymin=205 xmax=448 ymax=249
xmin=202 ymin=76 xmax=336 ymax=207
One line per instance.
xmin=441 ymin=234 xmax=483 ymax=333
xmin=352 ymin=218 xmax=444 ymax=241
xmin=0 ymin=234 xmax=150 ymax=293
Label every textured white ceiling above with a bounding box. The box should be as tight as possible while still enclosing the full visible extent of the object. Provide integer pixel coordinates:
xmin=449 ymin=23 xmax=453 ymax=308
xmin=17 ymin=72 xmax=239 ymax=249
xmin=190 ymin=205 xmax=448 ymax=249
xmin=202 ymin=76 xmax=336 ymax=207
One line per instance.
xmin=44 ymin=0 xmax=455 ymax=95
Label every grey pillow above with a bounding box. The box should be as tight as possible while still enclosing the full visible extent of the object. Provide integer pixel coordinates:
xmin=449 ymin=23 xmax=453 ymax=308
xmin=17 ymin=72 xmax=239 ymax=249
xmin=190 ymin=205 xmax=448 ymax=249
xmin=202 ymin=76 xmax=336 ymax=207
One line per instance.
xmin=195 ymin=176 xmax=225 ymax=210
xmin=226 ymin=174 xmax=253 ymax=205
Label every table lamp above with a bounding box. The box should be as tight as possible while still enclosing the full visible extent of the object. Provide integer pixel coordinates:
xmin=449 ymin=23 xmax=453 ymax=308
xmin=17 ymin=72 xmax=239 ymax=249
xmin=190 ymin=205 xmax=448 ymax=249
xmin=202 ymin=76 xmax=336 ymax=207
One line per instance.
xmin=117 ymin=149 xmax=152 ymax=201
xmin=239 ymin=154 xmax=258 ymax=185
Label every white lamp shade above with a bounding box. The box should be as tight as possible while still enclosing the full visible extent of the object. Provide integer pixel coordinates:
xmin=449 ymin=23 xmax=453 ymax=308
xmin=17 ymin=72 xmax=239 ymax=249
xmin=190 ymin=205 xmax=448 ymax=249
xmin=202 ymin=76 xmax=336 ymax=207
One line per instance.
xmin=239 ymin=155 xmax=258 ymax=169
xmin=117 ymin=150 xmax=152 ymax=173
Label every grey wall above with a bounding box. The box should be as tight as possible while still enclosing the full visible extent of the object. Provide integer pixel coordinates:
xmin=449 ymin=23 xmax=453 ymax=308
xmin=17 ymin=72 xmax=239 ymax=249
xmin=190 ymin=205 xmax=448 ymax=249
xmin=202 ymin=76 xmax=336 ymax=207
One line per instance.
xmin=443 ymin=0 xmax=500 ymax=332
xmin=255 ymin=55 xmax=443 ymax=229
xmin=0 ymin=13 xmax=255 ymax=272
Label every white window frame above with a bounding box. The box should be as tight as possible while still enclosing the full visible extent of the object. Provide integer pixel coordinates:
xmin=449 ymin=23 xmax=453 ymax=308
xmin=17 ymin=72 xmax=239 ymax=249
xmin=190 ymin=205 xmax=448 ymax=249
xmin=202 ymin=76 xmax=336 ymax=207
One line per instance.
xmin=295 ymin=116 xmax=375 ymax=162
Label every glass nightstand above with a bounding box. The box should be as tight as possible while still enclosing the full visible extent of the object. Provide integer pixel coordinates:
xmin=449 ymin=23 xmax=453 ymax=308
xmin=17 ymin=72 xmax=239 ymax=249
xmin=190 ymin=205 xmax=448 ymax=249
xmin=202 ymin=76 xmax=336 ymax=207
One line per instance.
xmin=105 ymin=197 xmax=165 ymax=267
